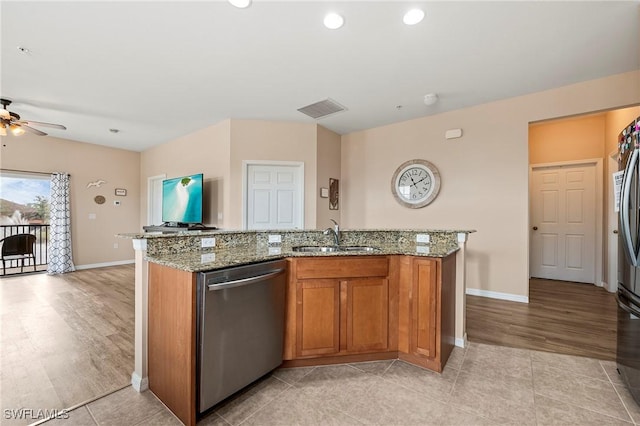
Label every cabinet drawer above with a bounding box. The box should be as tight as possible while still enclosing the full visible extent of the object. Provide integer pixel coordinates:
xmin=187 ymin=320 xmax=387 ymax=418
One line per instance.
xmin=295 ymin=256 xmax=388 ymax=279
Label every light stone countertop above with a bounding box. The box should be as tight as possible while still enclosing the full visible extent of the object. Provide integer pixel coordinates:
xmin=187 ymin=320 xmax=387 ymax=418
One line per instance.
xmin=144 ymin=241 xmax=460 ymax=273
xmin=118 ymin=228 xmax=473 ymax=272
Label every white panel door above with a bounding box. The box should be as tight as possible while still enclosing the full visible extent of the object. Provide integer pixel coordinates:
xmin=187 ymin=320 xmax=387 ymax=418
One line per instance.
xmin=530 ymin=163 xmax=596 ymax=283
xmin=246 ymin=164 xmax=303 ymax=230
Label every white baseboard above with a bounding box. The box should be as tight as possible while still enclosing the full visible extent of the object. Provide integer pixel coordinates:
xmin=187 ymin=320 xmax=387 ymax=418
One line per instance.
xmin=131 ymin=372 xmax=149 ymax=392
xmin=601 ymin=281 xmax=617 ymax=293
xmin=466 ymin=288 xmax=529 ymax=303
xmin=455 ymin=333 xmax=468 ymax=348
xmin=75 ymin=260 xmax=135 ymax=270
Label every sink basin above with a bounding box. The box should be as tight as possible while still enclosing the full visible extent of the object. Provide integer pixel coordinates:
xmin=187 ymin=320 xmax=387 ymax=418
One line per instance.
xmin=292 ymin=246 xmax=339 ymax=252
xmin=339 ymin=246 xmax=378 ymax=252
xmin=291 ymin=245 xmax=379 ymax=253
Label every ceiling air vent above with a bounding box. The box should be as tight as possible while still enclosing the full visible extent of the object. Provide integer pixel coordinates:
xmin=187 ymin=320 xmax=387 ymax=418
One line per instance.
xmin=297 ymin=98 xmax=347 ymax=119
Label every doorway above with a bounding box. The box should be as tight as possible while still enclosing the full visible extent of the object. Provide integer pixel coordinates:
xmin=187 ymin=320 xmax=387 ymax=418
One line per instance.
xmin=243 ymin=161 xmax=304 ymax=230
xmin=147 ymin=174 xmax=166 ymax=226
xmin=529 ymin=160 xmax=602 ymax=284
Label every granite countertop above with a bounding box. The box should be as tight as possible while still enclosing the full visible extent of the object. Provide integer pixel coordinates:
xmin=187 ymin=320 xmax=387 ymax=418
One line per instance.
xmin=118 ymin=228 xmax=475 ymax=240
xmin=145 ymin=241 xmax=459 ymax=273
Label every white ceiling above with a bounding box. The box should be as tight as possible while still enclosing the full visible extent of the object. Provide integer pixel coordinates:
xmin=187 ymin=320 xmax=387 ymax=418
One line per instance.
xmin=1 ymin=1 xmax=638 ymax=152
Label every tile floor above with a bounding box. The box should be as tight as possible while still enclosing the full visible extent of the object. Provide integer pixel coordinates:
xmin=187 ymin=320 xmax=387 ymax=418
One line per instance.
xmin=34 ymin=342 xmax=640 ymax=426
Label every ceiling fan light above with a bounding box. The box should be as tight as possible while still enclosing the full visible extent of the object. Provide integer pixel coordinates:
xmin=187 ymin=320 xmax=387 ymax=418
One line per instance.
xmin=9 ymin=124 xmax=25 ymax=136
xmin=0 ymin=109 xmax=9 ymax=120
xmin=0 ymin=124 xmax=6 ymax=136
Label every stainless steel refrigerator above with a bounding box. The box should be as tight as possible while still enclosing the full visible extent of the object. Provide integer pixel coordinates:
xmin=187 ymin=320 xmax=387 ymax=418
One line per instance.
xmin=617 ymin=116 xmax=640 ymax=404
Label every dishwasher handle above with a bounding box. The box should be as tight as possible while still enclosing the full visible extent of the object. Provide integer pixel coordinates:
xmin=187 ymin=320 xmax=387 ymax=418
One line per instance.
xmin=207 ymin=268 xmax=285 ymax=291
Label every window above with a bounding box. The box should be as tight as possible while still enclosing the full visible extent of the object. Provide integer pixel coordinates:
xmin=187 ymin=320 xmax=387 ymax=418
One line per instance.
xmin=0 ymin=171 xmax=51 ymax=225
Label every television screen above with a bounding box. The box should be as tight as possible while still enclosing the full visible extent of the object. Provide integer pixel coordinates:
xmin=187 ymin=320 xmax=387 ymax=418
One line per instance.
xmin=162 ymin=173 xmax=203 ymax=225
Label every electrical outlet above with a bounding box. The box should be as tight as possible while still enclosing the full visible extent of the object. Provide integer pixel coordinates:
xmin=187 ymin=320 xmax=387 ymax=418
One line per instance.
xmin=113 ymin=243 xmax=119 ymax=249
xmin=416 ymin=234 xmax=430 ymax=243
xmin=268 ymin=247 xmax=281 ymax=255
xmin=416 ymin=246 xmax=430 ymax=254
xmin=88 ymin=213 xmax=96 ymax=220
xmin=268 ymin=234 xmax=282 ymax=244
xmin=201 ymin=237 xmax=216 ymax=248
xmin=201 ymin=253 xmax=215 ymax=263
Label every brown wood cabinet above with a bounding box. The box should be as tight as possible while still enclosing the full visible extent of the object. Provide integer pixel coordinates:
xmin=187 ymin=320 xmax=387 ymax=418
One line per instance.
xmin=285 ymin=254 xmax=456 ymax=372
xmin=148 ymin=252 xmax=456 ymax=425
xmin=148 ymin=262 xmax=197 ymax=426
xmin=398 ymin=255 xmax=456 ymax=372
xmin=287 ymin=256 xmax=391 ymax=360
xmin=296 ymin=279 xmax=340 ymax=356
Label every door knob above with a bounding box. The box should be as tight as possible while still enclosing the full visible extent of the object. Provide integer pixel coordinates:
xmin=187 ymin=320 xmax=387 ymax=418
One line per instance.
xmin=614 ymin=230 xmax=619 ymax=234
xmin=532 ymin=226 xmax=538 ymax=231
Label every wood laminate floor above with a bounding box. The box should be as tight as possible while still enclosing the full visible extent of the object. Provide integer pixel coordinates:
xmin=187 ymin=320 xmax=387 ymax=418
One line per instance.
xmin=0 ymin=265 xmax=134 ymax=426
xmin=466 ymin=278 xmax=618 ymax=360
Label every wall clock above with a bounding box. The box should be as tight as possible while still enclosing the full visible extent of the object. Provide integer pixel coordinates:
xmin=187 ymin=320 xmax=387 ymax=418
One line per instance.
xmin=391 ymin=159 xmax=441 ymax=208
xmin=94 ymin=195 xmax=106 ymax=205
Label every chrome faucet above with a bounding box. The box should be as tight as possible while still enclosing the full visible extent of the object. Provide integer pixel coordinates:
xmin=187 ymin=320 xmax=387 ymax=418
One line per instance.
xmin=323 ymin=219 xmax=340 ymax=246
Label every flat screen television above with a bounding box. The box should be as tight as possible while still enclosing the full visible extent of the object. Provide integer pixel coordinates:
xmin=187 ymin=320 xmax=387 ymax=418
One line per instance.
xmin=161 ymin=173 xmax=203 ymax=226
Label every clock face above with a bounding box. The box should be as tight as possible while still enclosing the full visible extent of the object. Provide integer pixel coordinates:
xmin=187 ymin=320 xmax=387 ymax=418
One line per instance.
xmin=391 ymin=160 xmax=440 ymax=208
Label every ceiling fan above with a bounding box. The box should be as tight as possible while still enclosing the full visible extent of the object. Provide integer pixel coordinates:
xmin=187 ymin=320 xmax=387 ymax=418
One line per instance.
xmin=0 ymin=98 xmax=67 ymax=137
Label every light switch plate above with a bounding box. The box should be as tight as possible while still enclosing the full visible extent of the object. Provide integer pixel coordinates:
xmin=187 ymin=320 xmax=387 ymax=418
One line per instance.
xmin=416 ymin=234 xmax=430 ymax=243
xmin=201 ymin=237 xmax=216 ymax=248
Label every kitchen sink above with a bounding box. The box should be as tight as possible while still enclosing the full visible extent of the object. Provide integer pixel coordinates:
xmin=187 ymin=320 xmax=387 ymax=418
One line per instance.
xmin=292 ymin=246 xmax=339 ymax=252
xmin=339 ymin=246 xmax=378 ymax=252
xmin=291 ymin=245 xmax=379 ymax=253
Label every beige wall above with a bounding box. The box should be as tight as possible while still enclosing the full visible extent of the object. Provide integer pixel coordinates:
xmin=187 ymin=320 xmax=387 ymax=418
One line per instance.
xmin=0 ymin=134 xmax=140 ymax=267
xmin=341 ymin=70 xmax=640 ymax=298
xmin=140 ymin=120 xmax=231 ymax=228
xmin=529 ymin=114 xmax=606 ymax=164
xmin=228 ymin=120 xmax=318 ymax=229
xmin=316 ymin=125 xmax=341 ymax=229
xmin=141 ymin=120 xmax=321 ymax=230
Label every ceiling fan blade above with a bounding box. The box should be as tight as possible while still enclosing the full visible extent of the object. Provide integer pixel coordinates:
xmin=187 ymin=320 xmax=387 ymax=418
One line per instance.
xmin=20 ymin=124 xmax=48 ymax=136
xmin=17 ymin=120 xmax=66 ymax=130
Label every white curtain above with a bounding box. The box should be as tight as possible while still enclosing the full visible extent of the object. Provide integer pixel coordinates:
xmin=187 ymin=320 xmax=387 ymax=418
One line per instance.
xmin=48 ymin=172 xmax=75 ymax=274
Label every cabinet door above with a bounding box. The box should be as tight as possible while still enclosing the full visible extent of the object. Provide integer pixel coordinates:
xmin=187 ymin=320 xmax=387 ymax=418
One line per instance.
xmin=411 ymin=258 xmax=438 ymax=358
xmin=296 ymin=279 xmax=340 ymax=357
xmin=345 ymin=278 xmax=389 ymax=353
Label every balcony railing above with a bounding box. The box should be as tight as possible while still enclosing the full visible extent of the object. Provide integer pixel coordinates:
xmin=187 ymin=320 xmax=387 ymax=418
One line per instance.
xmin=0 ymin=224 xmax=50 ymax=276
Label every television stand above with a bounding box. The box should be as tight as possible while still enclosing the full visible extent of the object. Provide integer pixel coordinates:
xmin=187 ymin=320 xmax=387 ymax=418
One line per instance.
xmin=143 ymin=224 xmax=218 ymax=233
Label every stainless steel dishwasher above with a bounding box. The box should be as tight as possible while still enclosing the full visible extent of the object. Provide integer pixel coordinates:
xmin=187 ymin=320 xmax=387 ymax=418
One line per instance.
xmin=196 ymin=259 xmax=286 ymax=414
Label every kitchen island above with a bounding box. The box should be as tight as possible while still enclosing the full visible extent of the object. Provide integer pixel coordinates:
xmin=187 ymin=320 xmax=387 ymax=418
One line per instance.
xmin=119 ymin=229 xmax=473 ymax=425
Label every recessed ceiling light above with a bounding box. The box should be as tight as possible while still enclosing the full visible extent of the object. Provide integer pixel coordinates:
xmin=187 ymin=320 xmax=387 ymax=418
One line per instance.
xmin=109 ymin=128 xmax=120 ymax=133
xmin=324 ymin=13 xmax=344 ymax=30
xmin=229 ymin=0 xmax=251 ymax=9
xmin=403 ymin=9 xmax=425 ymax=25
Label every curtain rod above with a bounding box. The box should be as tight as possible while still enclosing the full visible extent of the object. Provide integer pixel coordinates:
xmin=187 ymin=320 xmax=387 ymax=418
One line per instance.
xmin=0 ymin=168 xmax=71 ymax=177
